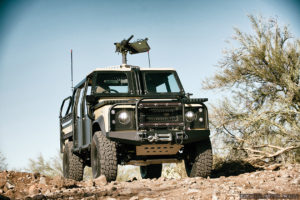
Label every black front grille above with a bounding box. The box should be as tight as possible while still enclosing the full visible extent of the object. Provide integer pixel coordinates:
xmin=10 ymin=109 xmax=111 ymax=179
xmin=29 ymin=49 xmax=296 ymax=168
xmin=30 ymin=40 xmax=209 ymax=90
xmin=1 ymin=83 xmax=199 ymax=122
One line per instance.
xmin=138 ymin=101 xmax=183 ymax=129
xmin=146 ymin=116 xmax=179 ymax=122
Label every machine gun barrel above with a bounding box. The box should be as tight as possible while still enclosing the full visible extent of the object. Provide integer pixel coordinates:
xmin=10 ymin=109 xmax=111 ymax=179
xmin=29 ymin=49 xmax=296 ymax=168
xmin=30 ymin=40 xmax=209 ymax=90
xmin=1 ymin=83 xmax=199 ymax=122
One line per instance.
xmin=114 ymin=35 xmax=150 ymax=65
xmin=124 ymin=35 xmax=134 ymax=44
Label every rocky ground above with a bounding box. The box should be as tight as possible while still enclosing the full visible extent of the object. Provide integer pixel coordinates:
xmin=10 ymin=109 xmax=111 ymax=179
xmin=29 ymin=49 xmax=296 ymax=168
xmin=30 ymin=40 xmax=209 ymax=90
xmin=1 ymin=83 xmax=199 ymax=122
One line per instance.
xmin=0 ymin=164 xmax=299 ymax=200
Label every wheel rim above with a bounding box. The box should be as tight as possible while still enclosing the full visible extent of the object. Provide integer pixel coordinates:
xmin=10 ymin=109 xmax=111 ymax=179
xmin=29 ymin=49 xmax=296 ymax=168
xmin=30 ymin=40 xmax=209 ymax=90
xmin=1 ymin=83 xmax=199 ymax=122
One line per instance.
xmin=140 ymin=166 xmax=147 ymax=178
xmin=184 ymin=159 xmax=192 ymax=176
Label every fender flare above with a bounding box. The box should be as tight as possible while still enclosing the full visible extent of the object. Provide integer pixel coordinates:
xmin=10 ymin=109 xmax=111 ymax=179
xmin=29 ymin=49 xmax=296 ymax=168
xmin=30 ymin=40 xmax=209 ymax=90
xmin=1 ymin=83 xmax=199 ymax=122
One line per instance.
xmin=92 ymin=115 xmax=107 ymax=137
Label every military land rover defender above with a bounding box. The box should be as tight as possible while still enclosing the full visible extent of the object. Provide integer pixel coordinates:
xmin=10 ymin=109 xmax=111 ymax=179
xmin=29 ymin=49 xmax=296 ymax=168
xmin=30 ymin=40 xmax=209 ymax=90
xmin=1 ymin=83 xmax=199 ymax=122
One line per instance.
xmin=59 ymin=36 xmax=212 ymax=181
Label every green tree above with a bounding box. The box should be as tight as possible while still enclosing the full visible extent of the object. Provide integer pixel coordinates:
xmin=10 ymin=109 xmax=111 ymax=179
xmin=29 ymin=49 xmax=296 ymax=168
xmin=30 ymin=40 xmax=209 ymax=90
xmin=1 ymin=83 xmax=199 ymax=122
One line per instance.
xmin=0 ymin=152 xmax=8 ymax=171
xmin=204 ymin=15 xmax=300 ymax=168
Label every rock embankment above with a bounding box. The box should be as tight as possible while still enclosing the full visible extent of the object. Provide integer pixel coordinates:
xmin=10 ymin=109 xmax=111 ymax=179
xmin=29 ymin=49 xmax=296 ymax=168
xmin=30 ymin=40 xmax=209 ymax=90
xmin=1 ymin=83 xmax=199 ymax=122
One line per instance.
xmin=0 ymin=164 xmax=299 ymax=199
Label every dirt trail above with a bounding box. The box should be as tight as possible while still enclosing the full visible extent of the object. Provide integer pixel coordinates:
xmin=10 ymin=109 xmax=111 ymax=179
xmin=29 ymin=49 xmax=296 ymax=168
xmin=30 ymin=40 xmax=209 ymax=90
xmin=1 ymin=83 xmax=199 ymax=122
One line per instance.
xmin=0 ymin=164 xmax=299 ymax=199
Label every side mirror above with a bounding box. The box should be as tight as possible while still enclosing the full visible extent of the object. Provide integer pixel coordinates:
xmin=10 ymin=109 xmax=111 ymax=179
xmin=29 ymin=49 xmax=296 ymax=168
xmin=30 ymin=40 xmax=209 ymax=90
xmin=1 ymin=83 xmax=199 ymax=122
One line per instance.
xmin=86 ymin=95 xmax=97 ymax=104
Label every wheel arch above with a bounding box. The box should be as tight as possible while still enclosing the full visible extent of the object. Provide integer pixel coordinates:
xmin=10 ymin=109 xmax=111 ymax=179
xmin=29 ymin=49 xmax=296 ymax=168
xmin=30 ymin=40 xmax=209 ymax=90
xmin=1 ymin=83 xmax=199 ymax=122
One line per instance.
xmin=92 ymin=115 xmax=107 ymax=137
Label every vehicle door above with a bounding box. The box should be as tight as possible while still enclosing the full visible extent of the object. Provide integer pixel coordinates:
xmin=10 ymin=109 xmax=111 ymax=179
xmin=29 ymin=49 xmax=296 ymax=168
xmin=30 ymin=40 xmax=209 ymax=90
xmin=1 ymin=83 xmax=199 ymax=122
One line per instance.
xmin=72 ymin=86 xmax=84 ymax=149
xmin=59 ymin=96 xmax=73 ymax=152
xmin=80 ymin=80 xmax=92 ymax=147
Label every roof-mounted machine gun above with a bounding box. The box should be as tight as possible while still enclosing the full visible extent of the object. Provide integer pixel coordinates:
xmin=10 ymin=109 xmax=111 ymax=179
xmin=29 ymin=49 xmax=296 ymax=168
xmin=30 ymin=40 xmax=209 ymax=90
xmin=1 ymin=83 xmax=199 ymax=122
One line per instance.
xmin=114 ymin=35 xmax=150 ymax=65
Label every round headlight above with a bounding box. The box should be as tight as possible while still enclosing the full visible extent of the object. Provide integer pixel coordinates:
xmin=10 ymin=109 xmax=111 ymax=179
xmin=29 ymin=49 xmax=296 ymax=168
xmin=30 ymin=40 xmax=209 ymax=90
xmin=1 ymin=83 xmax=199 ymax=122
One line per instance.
xmin=117 ymin=111 xmax=131 ymax=125
xmin=185 ymin=111 xmax=196 ymax=122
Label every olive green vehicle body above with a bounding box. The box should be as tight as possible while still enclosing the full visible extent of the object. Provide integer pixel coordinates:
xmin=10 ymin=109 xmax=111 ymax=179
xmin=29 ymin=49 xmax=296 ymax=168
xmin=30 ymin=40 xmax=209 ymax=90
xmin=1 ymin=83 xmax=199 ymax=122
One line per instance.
xmin=59 ymin=65 xmax=210 ymax=167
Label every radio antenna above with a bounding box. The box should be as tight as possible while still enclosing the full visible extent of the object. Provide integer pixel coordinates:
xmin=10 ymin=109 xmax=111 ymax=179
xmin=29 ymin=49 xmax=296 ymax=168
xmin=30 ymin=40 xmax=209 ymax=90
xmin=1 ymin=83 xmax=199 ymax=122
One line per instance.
xmin=147 ymin=50 xmax=151 ymax=68
xmin=71 ymin=49 xmax=74 ymax=92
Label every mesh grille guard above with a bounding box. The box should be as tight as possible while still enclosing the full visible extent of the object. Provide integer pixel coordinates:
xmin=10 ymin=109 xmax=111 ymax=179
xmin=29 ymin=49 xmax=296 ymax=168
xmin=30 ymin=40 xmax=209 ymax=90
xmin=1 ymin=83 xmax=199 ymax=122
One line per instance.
xmin=137 ymin=100 xmax=184 ymax=129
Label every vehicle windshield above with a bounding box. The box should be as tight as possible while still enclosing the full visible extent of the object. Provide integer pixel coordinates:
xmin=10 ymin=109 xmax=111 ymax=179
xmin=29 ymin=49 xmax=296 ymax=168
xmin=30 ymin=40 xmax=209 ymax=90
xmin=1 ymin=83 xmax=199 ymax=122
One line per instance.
xmin=93 ymin=72 xmax=129 ymax=94
xmin=143 ymin=71 xmax=181 ymax=94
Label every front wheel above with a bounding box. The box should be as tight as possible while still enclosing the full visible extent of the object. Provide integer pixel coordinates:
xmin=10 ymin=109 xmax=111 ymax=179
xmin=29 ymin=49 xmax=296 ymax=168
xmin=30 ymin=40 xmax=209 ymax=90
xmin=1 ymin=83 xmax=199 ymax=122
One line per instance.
xmin=63 ymin=142 xmax=84 ymax=181
xmin=184 ymin=139 xmax=213 ymax=178
xmin=140 ymin=164 xmax=162 ymax=179
xmin=91 ymin=131 xmax=118 ymax=181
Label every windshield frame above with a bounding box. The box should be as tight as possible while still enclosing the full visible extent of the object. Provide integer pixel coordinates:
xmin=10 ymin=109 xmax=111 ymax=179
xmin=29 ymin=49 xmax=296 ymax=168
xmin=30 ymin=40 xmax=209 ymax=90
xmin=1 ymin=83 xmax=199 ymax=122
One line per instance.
xmin=141 ymin=70 xmax=185 ymax=96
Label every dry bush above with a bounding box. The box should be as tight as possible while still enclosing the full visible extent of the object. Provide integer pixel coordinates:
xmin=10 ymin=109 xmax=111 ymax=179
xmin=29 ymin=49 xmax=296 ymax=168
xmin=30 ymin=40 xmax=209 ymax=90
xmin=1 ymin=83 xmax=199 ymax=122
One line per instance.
xmin=0 ymin=152 xmax=8 ymax=171
xmin=204 ymin=15 xmax=300 ymax=169
xmin=26 ymin=152 xmax=63 ymax=177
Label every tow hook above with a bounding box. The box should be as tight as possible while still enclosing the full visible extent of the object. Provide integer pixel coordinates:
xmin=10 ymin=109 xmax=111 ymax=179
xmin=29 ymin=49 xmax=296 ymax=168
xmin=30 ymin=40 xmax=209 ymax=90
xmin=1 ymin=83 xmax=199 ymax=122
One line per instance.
xmin=176 ymin=132 xmax=185 ymax=144
xmin=148 ymin=134 xmax=159 ymax=142
xmin=148 ymin=133 xmax=172 ymax=142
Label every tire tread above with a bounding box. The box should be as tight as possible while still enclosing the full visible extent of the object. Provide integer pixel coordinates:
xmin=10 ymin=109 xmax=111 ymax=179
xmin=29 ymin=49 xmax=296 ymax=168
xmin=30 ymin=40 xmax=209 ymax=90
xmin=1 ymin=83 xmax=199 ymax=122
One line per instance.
xmin=93 ymin=132 xmax=118 ymax=181
xmin=63 ymin=142 xmax=84 ymax=181
xmin=185 ymin=140 xmax=213 ymax=178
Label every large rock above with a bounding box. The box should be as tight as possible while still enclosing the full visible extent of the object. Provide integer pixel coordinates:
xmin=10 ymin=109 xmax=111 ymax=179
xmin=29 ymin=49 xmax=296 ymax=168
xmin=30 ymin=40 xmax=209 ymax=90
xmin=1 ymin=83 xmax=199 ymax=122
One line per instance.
xmin=94 ymin=175 xmax=107 ymax=186
xmin=84 ymin=180 xmax=94 ymax=187
xmin=39 ymin=177 xmax=46 ymax=185
xmin=0 ymin=172 xmax=7 ymax=188
xmin=28 ymin=184 xmax=40 ymax=196
xmin=5 ymin=182 xmax=14 ymax=190
xmin=291 ymin=177 xmax=300 ymax=185
xmin=50 ymin=176 xmax=64 ymax=188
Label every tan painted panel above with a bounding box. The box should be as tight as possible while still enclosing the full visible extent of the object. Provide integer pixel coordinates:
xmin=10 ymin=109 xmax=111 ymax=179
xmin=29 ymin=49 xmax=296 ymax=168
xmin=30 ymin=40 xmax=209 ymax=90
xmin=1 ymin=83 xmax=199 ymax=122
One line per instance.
xmin=94 ymin=105 xmax=111 ymax=132
xmin=140 ymin=68 xmax=175 ymax=71
xmin=136 ymin=144 xmax=183 ymax=156
xmin=127 ymin=158 xmax=181 ymax=166
xmin=93 ymin=66 xmax=175 ymax=71
xmin=185 ymin=104 xmax=203 ymax=107
xmin=62 ymin=125 xmax=72 ymax=134
xmin=94 ymin=66 xmax=132 ymax=71
xmin=88 ymin=66 xmax=177 ymax=76
xmin=97 ymin=97 xmax=140 ymax=101
xmin=93 ymin=100 xmax=138 ymax=132
xmin=141 ymin=99 xmax=177 ymax=102
xmin=114 ymin=105 xmax=135 ymax=109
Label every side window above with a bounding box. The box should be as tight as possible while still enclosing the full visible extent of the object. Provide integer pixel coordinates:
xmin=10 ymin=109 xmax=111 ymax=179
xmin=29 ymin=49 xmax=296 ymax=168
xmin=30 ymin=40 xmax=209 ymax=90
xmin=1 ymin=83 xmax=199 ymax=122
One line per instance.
xmin=93 ymin=72 xmax=129 ymax=94
xmin=77 ymin=88 xmax=85 ymax=118
xmin=72 ymin=88 xmax=82 ymax=118
xmin=87 ymin=85 xmax=92 ymax=95
xmin=60 ymin=97 xmax=72 ymax=118
xmin=83 ymin=85 xmax=92 ymax=116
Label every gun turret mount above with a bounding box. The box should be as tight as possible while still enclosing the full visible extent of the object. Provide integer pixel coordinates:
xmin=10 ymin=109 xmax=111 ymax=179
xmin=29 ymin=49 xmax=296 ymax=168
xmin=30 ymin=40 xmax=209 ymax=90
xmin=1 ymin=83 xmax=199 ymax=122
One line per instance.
xmin=114 ymin=35 xmax=150 ymax=65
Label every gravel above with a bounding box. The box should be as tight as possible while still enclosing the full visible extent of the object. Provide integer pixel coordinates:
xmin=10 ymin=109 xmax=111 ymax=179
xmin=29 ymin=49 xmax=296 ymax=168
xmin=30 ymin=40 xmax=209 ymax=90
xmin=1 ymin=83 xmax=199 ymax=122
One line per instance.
xmin=0 ymin=164 xmax=299 ymax=199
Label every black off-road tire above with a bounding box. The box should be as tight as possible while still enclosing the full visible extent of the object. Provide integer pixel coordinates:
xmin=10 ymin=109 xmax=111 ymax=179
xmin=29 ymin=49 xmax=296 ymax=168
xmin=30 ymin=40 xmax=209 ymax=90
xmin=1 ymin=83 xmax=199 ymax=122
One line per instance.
xmin=184 ymin=139 xmax=213 ymax=178
xmin=140 ymin=164 xmax=162 ymax=179
xmin=91 ymin=131 xmax=118 ymax=181
xmin=63 ymin=142 xmax=84 ymax=181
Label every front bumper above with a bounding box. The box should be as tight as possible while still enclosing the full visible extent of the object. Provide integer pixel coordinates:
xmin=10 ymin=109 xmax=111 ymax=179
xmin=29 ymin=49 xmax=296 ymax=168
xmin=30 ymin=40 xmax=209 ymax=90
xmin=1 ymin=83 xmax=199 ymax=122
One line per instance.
xmin=107 ymin=129 xmax=210 ymax=145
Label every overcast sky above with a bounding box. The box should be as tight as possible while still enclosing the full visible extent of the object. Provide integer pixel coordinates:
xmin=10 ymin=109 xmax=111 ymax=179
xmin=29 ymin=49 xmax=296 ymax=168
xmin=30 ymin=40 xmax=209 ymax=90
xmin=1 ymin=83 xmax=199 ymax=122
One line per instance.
xmin=0 ymin=0 xmax=299 ymax=170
